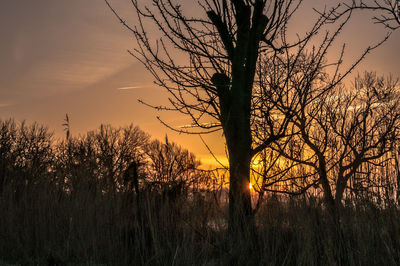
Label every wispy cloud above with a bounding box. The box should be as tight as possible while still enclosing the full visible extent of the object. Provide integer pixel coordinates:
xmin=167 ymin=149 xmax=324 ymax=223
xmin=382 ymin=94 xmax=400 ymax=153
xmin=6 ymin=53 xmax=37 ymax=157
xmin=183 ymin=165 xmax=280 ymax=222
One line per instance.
xmin=0 ymin=103 xmax=12 ymax=108
xmin=117 ymin=86 xmax=141 ymax=90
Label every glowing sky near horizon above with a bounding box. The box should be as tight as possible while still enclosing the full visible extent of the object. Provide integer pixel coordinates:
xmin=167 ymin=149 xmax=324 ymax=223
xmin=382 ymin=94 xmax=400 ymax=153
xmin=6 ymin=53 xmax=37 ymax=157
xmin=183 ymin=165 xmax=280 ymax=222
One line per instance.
xmin=0 ymin=0 xmax=399 ymax=166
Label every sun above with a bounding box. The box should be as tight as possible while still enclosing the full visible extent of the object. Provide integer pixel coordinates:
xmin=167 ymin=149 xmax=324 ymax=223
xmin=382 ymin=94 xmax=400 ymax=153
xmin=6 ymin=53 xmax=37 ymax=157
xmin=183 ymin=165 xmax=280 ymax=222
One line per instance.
xmin=249 ymin=183 xmax=253 ymax=190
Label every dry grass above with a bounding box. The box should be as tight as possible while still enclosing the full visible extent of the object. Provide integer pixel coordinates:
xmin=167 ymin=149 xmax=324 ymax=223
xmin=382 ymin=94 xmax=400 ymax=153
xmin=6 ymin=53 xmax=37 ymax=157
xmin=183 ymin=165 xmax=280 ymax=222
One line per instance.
xmin=1 ymin=185 xmax=400 ymax=265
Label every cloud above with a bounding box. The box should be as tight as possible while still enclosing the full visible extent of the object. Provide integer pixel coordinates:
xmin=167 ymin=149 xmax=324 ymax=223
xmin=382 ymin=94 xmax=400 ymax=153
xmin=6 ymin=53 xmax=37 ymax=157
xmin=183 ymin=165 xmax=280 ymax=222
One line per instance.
xmin=0 ymin=103 xmax=12 ymax=108
xmin=117 ymin=86 xmax=141 ymax=90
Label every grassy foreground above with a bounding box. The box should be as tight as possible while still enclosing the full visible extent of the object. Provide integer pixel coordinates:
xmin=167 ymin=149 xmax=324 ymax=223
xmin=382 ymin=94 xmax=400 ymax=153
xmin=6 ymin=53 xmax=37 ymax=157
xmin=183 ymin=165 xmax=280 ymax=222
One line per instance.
xmin=1 ymin=182 xmax=400 ymax=266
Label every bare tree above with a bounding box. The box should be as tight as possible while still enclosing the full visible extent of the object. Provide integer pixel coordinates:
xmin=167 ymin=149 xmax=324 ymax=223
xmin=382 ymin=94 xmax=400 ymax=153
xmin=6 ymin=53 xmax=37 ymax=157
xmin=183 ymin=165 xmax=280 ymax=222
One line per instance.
xmin=274 ymin=72 xmax=400 ymax=212
xmin=0 ymin=119 xmax=55 ymax=202
xmin=144 ymin=136 xmax=200 ymax=198
xmin=327 ymin=0 xmax=400 ymax=29
xmin=0 ymin=120 xmax=17 ymax=194
xmin=105 ymin=0 xmax=387 ymax=236
xmin=56 ymin=124 xmax=149 ymax=194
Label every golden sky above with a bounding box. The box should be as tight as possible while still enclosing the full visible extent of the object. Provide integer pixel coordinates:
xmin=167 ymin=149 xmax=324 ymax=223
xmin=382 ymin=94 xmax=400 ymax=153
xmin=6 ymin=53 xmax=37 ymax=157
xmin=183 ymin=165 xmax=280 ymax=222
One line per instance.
xmin=0 ymin=0 xmax=399 ymax=167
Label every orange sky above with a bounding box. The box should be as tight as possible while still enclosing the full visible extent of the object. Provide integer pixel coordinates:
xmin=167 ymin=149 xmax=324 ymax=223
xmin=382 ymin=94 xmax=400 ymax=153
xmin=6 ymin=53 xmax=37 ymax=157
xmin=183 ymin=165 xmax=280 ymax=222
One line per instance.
xmin=0 ymin=0 xmax=399 ymax=167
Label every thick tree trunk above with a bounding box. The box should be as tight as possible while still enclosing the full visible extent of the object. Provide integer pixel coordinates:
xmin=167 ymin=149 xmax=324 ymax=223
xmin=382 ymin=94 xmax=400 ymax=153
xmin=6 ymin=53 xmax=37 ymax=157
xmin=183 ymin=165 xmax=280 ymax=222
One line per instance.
xmin=209 ymin=1 xmax=267 ymax=241
xmin=227 ymin=138 xmax=254 ymax=236
xmin=223 ymin=85 xmax=255 ymax=238
xmin=213 ymin=72 xmax=255 ymax=239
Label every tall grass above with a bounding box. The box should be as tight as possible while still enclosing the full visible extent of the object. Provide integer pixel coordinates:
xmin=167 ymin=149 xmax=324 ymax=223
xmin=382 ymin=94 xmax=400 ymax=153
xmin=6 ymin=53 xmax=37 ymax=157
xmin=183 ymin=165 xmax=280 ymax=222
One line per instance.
xmin=1 ymin=119 xmax=400 ymax=265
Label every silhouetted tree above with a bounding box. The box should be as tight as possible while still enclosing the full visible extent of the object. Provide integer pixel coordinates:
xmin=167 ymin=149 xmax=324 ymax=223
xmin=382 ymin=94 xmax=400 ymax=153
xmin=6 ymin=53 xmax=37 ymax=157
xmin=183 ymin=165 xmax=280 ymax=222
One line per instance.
xmin=0 ymin=120 xmax=17 ymax=194
xmin=274 ymin=72 xmax=400 ymax=211
xmin=0 ymin=119 xmax=54 ymax=201
xmin=55 ymin=124 xmax=149 ymax=194
xmin=144 ymin=136 xmax=200 ymax=201
xmin=329 ymin=0 xmax=400 ymax=30
xmin=105 ymin=0 xmax=387 ymax=237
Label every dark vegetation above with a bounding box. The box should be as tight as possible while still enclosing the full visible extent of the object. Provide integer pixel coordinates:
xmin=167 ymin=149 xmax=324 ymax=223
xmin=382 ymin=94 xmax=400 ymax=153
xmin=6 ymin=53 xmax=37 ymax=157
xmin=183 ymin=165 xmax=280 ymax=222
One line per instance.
xmin=1 ymin=119 xmax=400 ymax=265
xmin=1 ymin=0 xmax=400 ymax=265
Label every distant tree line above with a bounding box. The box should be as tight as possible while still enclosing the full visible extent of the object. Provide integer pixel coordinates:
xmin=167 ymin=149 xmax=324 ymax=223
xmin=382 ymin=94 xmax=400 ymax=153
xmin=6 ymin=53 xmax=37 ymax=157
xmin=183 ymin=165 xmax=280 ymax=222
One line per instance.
xmin=2 ymin=102 xmax=400 ymax=210
xmin=0 ymin=119 xmax=224 ymax=203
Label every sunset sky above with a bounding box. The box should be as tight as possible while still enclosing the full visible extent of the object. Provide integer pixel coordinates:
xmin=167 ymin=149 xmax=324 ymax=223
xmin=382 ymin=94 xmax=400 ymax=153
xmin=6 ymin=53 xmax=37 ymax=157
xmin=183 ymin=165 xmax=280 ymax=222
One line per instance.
xmin=0 ymin=0 xmax=399 ymax=167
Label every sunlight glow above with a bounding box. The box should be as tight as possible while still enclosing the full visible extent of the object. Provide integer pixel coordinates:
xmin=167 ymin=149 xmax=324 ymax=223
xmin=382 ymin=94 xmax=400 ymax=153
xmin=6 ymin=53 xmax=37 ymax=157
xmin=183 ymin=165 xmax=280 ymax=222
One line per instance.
xmin=249 ymin=183 xmax=253 ymax=190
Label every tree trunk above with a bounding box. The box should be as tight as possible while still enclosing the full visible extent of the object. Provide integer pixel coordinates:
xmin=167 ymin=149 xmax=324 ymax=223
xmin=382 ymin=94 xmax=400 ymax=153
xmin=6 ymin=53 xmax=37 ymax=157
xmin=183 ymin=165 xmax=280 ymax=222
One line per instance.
xmin=227 ymin=140 xmax=254 ymax=236
xmin=318 ymin=156 xmax=336 ymax=213
xmin=213 ymin=71 xmax=255 ymax=239
xmin=209 ymin=1 xmax=265 ymax=240
xmin=335 ymin=177 xmax=347 ymax=207
xmin=224 ymin=85 xmax=255 ymax=238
